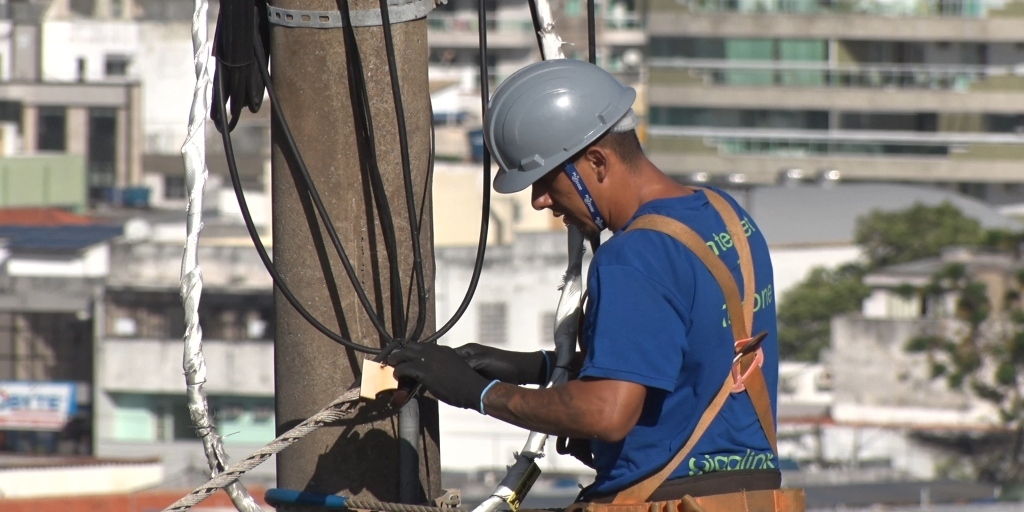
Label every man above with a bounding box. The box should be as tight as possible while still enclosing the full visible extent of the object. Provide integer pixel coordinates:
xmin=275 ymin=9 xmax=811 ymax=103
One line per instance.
xmin=387 ymin=59 xmax=782 ymax=504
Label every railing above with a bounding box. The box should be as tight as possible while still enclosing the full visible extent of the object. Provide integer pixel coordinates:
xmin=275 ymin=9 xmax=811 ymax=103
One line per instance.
xmin=668 ymin=0 xmax=1007 ymax=18
xmin=427 ymin=12 xmax=645 ymax=33
xmin=647 ymin=126 xmax=1024 ymax=156
xmin=649 ymin=59 xmax=1024 ymax=91
xmin=426 ymin=14 xmax=536 ymax=33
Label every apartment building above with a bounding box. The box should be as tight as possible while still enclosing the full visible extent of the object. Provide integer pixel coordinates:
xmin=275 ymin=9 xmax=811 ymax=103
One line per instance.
xmin=426 ymin=0 xmax=647 ymax=100
xmin=645 ymin=0 xmax=1024 ymax=202
xmin=0 ymin=1 xmax=143 ymax=206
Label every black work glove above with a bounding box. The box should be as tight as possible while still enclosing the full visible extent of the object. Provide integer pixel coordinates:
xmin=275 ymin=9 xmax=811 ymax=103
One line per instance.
xmin=386 ymin=343 xmax=492 ymax=411
xmin=454 ymin=343 xmax=549 ymax=385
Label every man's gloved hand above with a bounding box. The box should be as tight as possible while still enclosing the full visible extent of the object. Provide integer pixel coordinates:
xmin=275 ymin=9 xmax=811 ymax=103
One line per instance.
xmin=454 ymin=343 xmax=548 ymax=385
xmin=386 ymin=343 xmax=491 ymax=411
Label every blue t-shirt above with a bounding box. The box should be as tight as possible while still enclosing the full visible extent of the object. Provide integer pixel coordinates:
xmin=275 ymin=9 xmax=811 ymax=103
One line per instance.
xmin=579 ymin=187 xmax=778 ymax=497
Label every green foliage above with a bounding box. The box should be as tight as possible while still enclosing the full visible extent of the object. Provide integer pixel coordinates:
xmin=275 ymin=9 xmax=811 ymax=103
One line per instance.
xmin=854 ymin=202 xmax=983 ymax=269
xmin=777 ymin=264 xmax=869 ymax=361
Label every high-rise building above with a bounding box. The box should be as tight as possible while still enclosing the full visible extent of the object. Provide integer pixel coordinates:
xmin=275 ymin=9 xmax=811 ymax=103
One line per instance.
xmin=645 ymin=0 xmax=1024 ymax=203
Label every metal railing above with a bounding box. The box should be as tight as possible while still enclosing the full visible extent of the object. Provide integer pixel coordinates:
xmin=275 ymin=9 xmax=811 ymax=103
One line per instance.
xmin=648 ymin=126 xmax=1024 ymax=156
xmin=671 ymin=0 xmax=1006 ymax=18
xmin=426 ymin=12 xmax=645 ymax=33
xmin=649 ymin=59 xmax=1024 ymax=91
xmin=426 ymin=15 xmax=534 ymax=33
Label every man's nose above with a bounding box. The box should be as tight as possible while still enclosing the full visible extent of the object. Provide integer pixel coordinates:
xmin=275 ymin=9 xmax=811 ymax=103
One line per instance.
xmin=531 ymin=185 xmax=552 ymax=211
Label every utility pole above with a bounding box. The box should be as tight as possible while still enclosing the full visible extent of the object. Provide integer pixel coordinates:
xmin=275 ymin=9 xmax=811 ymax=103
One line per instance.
xmin=269 ymin=0 xmax=439 ymax=506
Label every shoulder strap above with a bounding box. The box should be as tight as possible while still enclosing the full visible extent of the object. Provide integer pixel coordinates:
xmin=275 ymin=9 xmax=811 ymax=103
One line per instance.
xmin=700 ymin=188 xmax=778 ymax=458
xmin=610 ymin=206 xmax=777 ymax=504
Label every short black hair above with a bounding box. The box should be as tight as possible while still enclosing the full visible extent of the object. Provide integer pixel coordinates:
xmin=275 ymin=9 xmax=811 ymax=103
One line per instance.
xmin=593 ymin=129 xmax=643 ymax=169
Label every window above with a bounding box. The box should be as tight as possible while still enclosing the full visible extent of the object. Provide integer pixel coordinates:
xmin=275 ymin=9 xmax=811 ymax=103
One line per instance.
xmin=69 ymin=0 xmax=96 ymax=16
xmin=104 ymin=55 xmax=130 ymax=77
xmin=478 ymin=302 xmax=508 ymax=344
xmin=539 ymin=312 xmax=555 ymax=345
xmin=164 ymin=175 xmax=186 ymax=199
xmin=37 ymin=106 xmax=66 ymax=151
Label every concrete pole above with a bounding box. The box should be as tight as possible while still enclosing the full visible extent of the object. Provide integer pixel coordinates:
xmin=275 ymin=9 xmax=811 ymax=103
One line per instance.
xmin=270 ymin=0 xmax=440 ymax=506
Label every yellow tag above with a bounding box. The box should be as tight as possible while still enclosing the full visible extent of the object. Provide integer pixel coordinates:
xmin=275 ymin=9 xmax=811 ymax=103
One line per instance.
xmin=360 ymin=360 xmax=398 ymax=400
xmin=506 ymin=461 xmax=542 ymax=512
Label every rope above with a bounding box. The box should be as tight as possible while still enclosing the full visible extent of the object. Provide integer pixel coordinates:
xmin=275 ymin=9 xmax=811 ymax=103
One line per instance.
xmin=162 ymin=388 xmax=363 ymax=512
xmin=344 ymin=501 xmax=467 ymax=512
xmin=180 ymin=0 xmax=261 ymax=510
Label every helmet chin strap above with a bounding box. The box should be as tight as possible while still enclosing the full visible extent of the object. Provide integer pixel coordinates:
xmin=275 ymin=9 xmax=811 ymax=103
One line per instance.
xmin=563 ymin=162 xmax=607 ymax=232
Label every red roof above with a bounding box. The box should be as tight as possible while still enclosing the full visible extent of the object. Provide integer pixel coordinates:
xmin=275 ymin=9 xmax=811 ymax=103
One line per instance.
xmin=0 ymin=208 xmax=94 ymax=227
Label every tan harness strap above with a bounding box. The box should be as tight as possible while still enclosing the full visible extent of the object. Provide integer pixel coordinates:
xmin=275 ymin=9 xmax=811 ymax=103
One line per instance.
xmin=626 ymin=215 xmax=749 ymax=342
xmin=611 ymin=205 xmax=777 ymax=504
xmin=701 ymin=189 xmax=756 ymax=331
xmin=700 ymin=189 xmax=779 ymax=455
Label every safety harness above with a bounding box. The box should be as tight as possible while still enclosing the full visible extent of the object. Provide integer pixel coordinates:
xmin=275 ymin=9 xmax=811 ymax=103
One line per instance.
xmin=565 ymin=188 xmax=804 ymax=512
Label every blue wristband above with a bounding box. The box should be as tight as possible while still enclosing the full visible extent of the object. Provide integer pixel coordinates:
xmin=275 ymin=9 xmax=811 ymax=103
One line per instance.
xmin=479 ymin=380 xmax=500 ymax=415
xmin=540 ymin=350 xmax=552 ymax=383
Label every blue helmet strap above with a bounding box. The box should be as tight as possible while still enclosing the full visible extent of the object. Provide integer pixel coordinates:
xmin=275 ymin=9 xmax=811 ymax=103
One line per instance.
xmin=563 ymin=162 xmax=607 ymax=232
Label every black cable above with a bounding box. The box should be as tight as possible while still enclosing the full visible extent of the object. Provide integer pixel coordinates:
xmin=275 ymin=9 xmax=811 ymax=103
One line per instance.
xmin=213 ymin=1 xmax=492 ymax=354
xmin=251 ymin=35 xmax=399 ymax=345
xmin=419 ymin=0 xmax=494 ymax=344
xmin=587 ymin=0 xmax=596 ymax=64
xmin=377 ymin=0 xmax=430 ymax=342
xmin=215 ymin=59 xmax=378 ymax=355
xmin=336 ymin=0 xmax=409 ymax=341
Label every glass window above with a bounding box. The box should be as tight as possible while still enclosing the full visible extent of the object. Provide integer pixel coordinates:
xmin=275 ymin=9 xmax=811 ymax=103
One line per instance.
xmin=478 ymin=302 xmax=508 ymax=345
xmin=104 ymin=55 xmax=130 ymax=77
xmin=540 ymin=311 xmax=555 ymax=345
xmin=37 ymin=106 xmax=66 ymax=151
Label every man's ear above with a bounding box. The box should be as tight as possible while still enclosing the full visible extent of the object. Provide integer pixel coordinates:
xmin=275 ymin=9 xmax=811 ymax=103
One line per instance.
xmin=585 ymin=146 xmax=610 ymax=183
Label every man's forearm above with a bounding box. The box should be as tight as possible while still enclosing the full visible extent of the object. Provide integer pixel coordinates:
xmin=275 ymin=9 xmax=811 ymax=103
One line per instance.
xmin=481 ymin=379 xmax=644 ymax=442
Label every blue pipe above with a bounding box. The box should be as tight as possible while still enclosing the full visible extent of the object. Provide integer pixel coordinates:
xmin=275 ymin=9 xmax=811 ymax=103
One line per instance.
xmin=265 ymin=488 xmax=350 ymax=509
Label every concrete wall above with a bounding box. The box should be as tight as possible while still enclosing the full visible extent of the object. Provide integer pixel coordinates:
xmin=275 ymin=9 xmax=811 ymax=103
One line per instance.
xmin=7 ymin=244 xmax=109 ymax=278
xmin=40 ymin=20 xmax=139 ymax=82
xmin=107 ymin=240 xmax=273 ymax=290
xmin=769 ymin=244 xmax=862 ymax=299
xmin=0 ymin=460 xmax=164 ymax=498
xmin=0 ymin=154 xmax=87 ymax=210
xmin=99 ymin=338 xmax=274 ymax=395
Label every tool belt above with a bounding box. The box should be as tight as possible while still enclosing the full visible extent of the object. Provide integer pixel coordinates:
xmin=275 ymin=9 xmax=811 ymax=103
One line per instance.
xmin=565 ymin=488 xmax=805 ymax=512
xmin=560 ymin=188 xmax=804 ymax=512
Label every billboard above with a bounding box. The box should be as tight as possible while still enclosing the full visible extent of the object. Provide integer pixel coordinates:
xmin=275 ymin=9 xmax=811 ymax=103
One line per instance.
xmin=0 ymin=381 xmax=77 ymax=431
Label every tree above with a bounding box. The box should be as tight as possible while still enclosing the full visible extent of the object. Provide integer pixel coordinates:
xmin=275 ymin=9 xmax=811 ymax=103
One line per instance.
xmin=778 ymin=202 xmax=989 ymax=362
xmin=905 ymin=265 xmax=1024 ymax=484
xmin=777 ymin=264 xmax=870 ymax=361
xmin=854 ymin=201 xmax=983 ymax=269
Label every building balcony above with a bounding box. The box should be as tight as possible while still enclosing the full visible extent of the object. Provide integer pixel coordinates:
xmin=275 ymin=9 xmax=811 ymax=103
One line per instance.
xmin=98 ymin=338 xmax=274 ymax=395
xmin=646 ymin=126 xmax=1024 ymax=183
xmin=660 ymin=0 xmax=1012 ymax=18
xmin=647 ymin=0 xmax=1024 ymax=41
xmin=427 ymin=14 xmax=536 ymax=49
xmin=648 ymin=61 xmax=1024 ymax=113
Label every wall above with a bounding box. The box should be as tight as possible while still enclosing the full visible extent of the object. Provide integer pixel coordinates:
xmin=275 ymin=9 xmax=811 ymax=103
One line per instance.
xmin=0 ymin=461 xmax=163 ymax=498
xmin=768 ymin=244 xmax=862 ymax=298
xmin=99 ymin=338 xmax=274 ymax=395
xmin=6 ymin=243 xmax=109 ymax=278
xmin=0 ymin=154 xmax=87 ymax=210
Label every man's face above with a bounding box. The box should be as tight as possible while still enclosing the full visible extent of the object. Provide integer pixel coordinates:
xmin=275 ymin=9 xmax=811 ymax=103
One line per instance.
xmin=530 ymin=163 xmax=602 ymax=238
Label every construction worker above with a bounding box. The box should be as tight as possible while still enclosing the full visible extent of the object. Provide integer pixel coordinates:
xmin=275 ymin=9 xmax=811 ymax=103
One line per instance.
xmin=388 ymin=59 xmax=799 ymax=510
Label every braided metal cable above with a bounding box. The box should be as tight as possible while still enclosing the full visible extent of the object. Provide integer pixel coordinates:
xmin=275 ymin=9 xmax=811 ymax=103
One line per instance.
xmin=180 ymin=0 xmax=261 ymax=510
xmin=345 ymin=500 xmax=468 ymax=512
xmin=163 ymin=388 xmax=363 ymax=512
